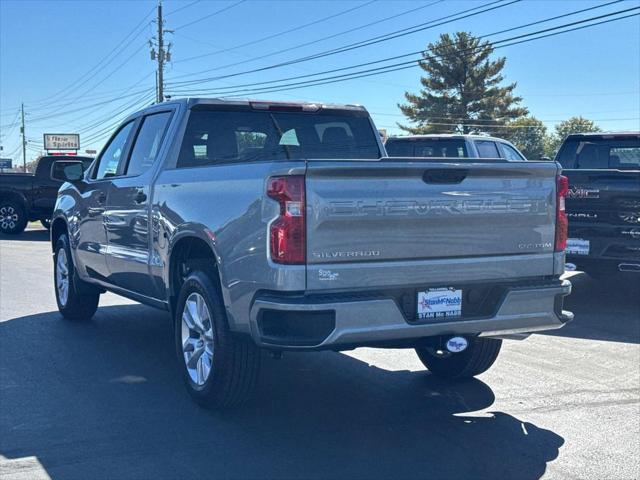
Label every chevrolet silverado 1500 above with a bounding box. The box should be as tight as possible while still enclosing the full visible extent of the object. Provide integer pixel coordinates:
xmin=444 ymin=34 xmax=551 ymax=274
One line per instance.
xmin=51 ymin=98 xmax=572 ymax=408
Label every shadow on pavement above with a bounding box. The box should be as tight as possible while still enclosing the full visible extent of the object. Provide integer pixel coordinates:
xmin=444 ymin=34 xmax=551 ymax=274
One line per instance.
xmin=0 ymin=228 xmax=49 ymax=242
xmin=537 ymin=272 xmax=640 ymax=344
xmin=0 ymin=304 xmax=563 ymax=479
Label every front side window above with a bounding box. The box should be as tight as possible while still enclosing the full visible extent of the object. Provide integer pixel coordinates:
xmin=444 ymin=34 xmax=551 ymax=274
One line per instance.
xmin=93 ymin=121 xmax=134 ymax=180
xmin=475 ymin=141 xmax=501 ymax=159
xmin=126 ymin=112 xmax=172 ymax=176
xmin=176 ymin=109 xmax=380 ymax=168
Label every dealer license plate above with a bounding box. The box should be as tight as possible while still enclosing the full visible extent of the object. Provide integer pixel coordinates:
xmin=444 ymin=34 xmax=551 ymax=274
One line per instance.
xmin=417 ymin=288 xmax=462 ymax=320
xmin=566 ymin=238 xmax=590 ymax=256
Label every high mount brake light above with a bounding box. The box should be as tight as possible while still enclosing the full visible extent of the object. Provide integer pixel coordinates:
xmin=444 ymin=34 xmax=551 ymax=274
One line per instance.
xmin=555 ymin=175 xmax=569 ymax=252
xmin=249 ymin=101 xmax=319 ymax=112
xmin=267 ymin=176 xmax=306 ymax=264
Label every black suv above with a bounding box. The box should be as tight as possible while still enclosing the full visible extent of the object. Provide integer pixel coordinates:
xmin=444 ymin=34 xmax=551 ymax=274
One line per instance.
xmin=555 ymin=132 xmax=640 ymax=277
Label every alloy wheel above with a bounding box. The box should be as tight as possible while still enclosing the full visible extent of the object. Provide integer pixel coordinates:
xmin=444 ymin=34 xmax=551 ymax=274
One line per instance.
xmin=181 ymin=292 xmax=215 ymax=386
xmin=0 ymin=206 xmax=19 ymax=231
xmin=56 ymin=248 xmax=70 ymax=307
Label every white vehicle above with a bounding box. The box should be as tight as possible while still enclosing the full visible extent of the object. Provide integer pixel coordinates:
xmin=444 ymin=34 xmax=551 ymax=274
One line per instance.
xmin=385 ymin=134 xmax=527 ymax=161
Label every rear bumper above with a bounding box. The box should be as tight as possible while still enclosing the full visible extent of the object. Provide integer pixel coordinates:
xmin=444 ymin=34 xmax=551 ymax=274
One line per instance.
xmin=249 ymin=279 xmax=573 ymax=350
xmin=567 ymin=224 xmax=640 ymax=272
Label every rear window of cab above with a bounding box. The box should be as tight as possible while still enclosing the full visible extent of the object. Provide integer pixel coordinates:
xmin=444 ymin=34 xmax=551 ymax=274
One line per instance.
xmin=557 ymin=137 xmax=640 ymax=170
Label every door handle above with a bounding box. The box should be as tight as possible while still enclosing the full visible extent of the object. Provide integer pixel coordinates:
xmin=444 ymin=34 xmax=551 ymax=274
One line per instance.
xmin=134 ymin=190 xmax=147 ymax=204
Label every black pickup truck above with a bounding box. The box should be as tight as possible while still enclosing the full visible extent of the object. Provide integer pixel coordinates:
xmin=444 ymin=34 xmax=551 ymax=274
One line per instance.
xmin=555 ymin=132 xmax=640 ymax=277
xmin=0 ymin=155 xmax=94 ymax=234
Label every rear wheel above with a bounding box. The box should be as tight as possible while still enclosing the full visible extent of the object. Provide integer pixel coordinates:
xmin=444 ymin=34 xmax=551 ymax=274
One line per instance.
xmin=54 ymin=234 xmax=100 ymax=320
xmin=175 ymin=270 xmax=261 ymax=408
xmin=0 ymin=201 xmax=28 ymax=234
xmin=416 ymin=337 xmax=502 ymax=379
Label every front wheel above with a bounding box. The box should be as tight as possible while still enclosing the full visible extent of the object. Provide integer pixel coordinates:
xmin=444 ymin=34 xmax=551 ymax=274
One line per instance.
xmin=54 ymin=235 xmax=100 ymax=320
xmin=416 ymin=337 xmax=502 ymax=379
xmin=0 ymin=201 xmax=28 ymax=234
xmin=175 ymin=270 xmax=261 ymax=408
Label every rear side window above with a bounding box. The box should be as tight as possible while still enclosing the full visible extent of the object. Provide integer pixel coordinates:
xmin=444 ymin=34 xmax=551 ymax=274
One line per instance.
xmin=609 ymin=147 xmax=640 ymax=169
xmin=384 ymin=140 xmax=413 ymax=157
xmin=126 ymin=112 xmax=172 ymax=176
xmin=176 ymin=109 xmax=380 ymax=168
xmin=475 ymin=141 xmax=501 ymax=158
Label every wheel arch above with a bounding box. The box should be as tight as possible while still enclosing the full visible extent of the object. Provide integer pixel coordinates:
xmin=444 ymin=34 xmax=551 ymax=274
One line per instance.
xmin=51 ymin=217 xmax=68 ymax=251
xmin=0 ymin=190 xmax=30 ymax=213
xmin=167 ymin=231 xmax=225 ymax=319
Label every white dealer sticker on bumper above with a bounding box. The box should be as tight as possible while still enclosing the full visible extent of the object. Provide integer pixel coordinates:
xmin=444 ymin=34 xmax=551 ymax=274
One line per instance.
xmin=566 ymin=238 xmax=590 ymax=256
xmin=417 ymin=288 xmax=462 ymax=319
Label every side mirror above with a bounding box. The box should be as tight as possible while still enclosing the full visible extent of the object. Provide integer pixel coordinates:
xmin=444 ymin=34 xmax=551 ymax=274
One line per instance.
xmin=51 ymin=160 xmax=85 ymax=182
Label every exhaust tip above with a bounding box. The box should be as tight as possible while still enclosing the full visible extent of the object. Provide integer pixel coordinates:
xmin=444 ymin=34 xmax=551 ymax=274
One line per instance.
xmin=618 ymin=263 xmax=640 ymax=272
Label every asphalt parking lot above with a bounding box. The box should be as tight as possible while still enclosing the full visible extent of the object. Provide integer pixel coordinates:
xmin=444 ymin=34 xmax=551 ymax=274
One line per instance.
xmin=1 ymin=226 xmax=639 ymax=480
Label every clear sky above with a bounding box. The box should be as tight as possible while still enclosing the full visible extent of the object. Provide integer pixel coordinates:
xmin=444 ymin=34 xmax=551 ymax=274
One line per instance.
xmin=1 ymin=0 xmax=639 ymax=164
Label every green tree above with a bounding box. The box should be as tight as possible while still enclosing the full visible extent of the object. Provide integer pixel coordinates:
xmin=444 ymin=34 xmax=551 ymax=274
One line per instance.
xmin=504 ymin=117 xmax=550 ymax=159
xmin=547 ymin=116 xmax=602 ymax=156
xmin=398 ymin=32 xmax=528 ymax=134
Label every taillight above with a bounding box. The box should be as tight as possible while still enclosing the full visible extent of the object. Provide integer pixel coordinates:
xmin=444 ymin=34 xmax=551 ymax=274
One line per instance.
xmin=267 ymin=175 xmax=305 ymax=264
xmin=555 ymin=175 xmax=569 ymax=252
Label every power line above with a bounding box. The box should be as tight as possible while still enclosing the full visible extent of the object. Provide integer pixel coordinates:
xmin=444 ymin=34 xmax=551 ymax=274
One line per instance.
xmin=168 ymin=0 xmax=513 ymax=82
xmin=171 ymin=7 xmax=640 ymax=96
xmin=172 ymin=10 xmax=640 ymax=103
xmin=174 ymin=0 xmax=381 ymax=63
xmin=169 ymin=0 xmax=622 ymax=90
xmin=171 ymin=0 xmax=444 ymax=76
xmin=169 ymin=6 xmax=638 ymax=98
xmin=174 ymin=0 xmax=247 ymax=30
xmin=165 ymin=0 xmax=201 ymax=16
xmin=13 ymin=6 xmax=155 ymax=111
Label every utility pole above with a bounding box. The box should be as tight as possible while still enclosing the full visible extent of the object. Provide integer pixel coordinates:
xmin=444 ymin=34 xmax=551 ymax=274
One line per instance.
xmin=150 ymin=1 xmax=172 ymax=103
xmin=156 ymin=1 xmax=164 ymax=103
xmin=20 ymin=103 xmax=26 ymax=172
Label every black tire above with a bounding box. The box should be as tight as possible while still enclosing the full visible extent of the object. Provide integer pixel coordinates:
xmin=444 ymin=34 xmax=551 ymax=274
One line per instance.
xmin=175 ymin=270 xmax=261 ymax=408
xmin=0 ymin=200 xmax=28 ymax=235
xmin=416 ymin=337 xmax=502 ymax=379
xmin=54 ymin=234 xmax=100 ymax=321
xmin=41 ymin=218 xmax=51 ymax=230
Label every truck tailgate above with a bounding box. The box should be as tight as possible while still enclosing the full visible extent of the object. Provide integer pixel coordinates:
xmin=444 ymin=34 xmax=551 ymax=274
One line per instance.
xmin=305 ymin=159 xmax=560 ymax=290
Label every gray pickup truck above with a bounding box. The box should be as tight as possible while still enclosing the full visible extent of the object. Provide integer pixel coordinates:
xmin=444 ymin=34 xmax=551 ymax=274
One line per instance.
xmin=51 ymin=98 xmax=572 ymax=408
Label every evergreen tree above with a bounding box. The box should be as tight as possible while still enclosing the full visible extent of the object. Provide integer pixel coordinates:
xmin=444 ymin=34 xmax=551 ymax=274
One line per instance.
xmin=398 ymin=32 xmax=527 ymax=134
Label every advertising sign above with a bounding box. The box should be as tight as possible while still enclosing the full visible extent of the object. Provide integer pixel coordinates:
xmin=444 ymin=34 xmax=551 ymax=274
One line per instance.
xmin=0 ymin=158 xmax=12 ymax=169
xmin=44 ymin=133 xmax=80 ymax=151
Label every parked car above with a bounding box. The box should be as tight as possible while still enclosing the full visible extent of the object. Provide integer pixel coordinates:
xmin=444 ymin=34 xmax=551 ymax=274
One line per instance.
xmin=0 ymin=155 xmax=94 ymax=234
xmin=384 ymin=134 xmax=527 ymax=160
xmin=50 ymin=99 xmax=572 ymax=408
xmin=555 ymin=132 xmax=640 ymax=277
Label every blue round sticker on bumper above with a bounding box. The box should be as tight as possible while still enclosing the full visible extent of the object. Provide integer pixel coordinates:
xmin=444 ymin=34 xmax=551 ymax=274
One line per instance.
xmin=446 ymin=337 xmax=468 ymax=353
